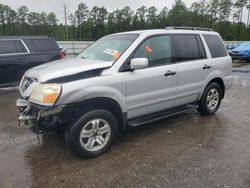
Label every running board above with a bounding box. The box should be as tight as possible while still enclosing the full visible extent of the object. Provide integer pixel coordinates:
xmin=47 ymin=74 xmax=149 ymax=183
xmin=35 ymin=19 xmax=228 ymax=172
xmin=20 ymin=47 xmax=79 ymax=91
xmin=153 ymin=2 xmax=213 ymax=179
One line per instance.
xmin=127 ymin=104 xmax=198 ymax=127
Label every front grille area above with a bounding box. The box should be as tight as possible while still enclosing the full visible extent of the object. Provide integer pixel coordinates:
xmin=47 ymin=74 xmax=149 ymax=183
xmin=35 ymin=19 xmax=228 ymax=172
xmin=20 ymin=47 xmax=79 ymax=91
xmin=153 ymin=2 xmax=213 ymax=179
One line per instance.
xmin=21 ymin=77 xmax=34 ymax=92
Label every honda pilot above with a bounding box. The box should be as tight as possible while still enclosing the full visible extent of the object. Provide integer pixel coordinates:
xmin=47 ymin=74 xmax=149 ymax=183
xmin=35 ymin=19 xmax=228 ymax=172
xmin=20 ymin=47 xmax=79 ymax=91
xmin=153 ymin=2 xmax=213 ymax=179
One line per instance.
xmin=17 ymin=27 xmax=233 ymax=158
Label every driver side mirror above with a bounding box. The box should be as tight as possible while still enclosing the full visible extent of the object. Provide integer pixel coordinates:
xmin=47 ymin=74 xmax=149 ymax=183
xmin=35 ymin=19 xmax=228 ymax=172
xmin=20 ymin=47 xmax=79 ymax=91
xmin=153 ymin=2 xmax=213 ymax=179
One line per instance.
xmin=130 ymin=58 xmax=149 ymax=70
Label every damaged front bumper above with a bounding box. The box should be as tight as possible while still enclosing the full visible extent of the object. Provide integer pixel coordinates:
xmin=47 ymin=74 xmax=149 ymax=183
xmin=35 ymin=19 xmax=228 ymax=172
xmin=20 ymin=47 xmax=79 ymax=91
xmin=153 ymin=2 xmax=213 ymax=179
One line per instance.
xmin=17 ymin=98 xmax=66 ymax=133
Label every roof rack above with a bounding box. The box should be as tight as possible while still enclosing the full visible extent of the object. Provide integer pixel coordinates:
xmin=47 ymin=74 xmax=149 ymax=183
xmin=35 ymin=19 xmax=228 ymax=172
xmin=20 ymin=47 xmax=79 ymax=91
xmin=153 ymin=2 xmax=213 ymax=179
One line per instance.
xmin=165 ymin=26 xmax=213 ymax=31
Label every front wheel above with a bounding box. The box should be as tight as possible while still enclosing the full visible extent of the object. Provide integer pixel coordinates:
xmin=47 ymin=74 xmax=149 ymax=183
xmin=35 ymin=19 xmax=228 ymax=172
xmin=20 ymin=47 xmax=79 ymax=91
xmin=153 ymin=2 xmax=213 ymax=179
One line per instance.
xmin=66 ymin=109 xmax=118 ymax=158
xmin=197 ymin=82 xmax=222 ymax=115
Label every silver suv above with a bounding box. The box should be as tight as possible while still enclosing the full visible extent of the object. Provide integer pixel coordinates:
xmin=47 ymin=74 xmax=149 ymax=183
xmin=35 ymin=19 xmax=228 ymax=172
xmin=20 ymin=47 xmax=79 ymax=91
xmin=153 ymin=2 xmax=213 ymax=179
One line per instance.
xmin=17 ymin=27 xmax=233 ymax=158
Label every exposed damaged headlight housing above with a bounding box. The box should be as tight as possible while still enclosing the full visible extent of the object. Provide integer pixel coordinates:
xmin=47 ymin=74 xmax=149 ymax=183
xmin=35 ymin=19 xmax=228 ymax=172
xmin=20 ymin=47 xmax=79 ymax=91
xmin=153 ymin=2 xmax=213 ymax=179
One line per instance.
xmin=30 ymin=84 xmax=62 ymax=106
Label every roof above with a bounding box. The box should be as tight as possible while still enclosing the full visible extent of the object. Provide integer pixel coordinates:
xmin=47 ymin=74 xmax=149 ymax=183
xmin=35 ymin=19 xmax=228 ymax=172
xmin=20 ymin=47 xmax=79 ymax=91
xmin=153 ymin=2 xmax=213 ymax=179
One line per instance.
xmin=112 ymin=28 xmax=218 ymax=36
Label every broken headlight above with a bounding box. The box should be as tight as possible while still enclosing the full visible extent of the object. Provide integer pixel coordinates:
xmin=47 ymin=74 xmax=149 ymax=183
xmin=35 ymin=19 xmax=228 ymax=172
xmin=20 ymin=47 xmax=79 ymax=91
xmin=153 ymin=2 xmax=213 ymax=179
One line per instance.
xmin=29 ymin=84 xmax=62 ymax=106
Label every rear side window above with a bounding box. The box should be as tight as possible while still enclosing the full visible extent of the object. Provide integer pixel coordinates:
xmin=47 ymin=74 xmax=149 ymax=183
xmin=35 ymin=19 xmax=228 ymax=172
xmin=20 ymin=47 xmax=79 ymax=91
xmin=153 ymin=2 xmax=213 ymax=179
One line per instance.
xmin=16 ymin=41 xmax=28 ymax=53
xmin=0 ymin=40 xmax=27 ymax=54
xmin=173 ymin=34 xmax=201 ymax=62
xmin=29 ymin=39 xmax=59 ymax=52
xmin=203 ymin=34 xmax=227 ymax=58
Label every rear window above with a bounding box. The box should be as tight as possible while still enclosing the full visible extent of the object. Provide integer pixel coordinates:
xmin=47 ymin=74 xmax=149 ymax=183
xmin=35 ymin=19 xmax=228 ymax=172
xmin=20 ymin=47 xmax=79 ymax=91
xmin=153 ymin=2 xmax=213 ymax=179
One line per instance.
xmin=173 ymin=34 xmax=201 ymax=62
xmin=29 ymin=39 xmax=59 ymax=52
xmin=0 ymin=40 xmax=27 ymax=54
xmin=203 ymin=34 xmax=227 ymax=58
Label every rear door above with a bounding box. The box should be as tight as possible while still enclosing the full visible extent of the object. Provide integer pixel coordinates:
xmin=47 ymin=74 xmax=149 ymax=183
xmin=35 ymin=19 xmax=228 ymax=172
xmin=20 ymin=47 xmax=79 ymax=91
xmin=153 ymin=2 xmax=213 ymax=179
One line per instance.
xmin=173 ymin=34 xmax=210 ymax=106
xmin=0 ymin=39 xmax=29 ymax=85
xmin=125 ymin=35 xmax=177 ymax=119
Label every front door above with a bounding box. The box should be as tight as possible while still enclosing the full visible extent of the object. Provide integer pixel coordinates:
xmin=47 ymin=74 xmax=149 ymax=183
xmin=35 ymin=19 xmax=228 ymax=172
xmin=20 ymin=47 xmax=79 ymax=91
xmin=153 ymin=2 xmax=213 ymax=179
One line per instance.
xmin=125 ymin=35 xmax=177 ymax=119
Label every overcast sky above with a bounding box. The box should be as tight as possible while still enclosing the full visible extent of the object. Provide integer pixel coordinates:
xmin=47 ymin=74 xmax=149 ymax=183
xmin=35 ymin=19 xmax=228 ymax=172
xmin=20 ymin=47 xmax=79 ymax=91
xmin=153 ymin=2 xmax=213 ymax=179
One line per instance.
xmin=0 ymin=0 xmax=195 ymax=22
xmin=0 ymin=0 xmax=248 ymax=23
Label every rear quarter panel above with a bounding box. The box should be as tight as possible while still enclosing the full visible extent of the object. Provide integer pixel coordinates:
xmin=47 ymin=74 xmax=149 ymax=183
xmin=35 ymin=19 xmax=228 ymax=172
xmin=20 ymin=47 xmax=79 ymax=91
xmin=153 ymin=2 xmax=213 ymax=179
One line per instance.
xmin=199 ymin=55 xmax=233 ymax=100
xmin=27 ymin=51 xmax=60 ymax=69
xmin=199 ymin=33 xmax=233 ymax=97
xmin=23 ymin=38 xmax=60 ymax=69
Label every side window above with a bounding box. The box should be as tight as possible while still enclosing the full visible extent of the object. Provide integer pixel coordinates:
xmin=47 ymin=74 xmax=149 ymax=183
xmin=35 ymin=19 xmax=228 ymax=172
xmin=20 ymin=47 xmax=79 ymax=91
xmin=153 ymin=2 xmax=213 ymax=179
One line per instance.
xmin=15 ymin=41 xmax=28 ymax=53
xmin=30 ymin=39 xmax=59 ymax=52
xmin=0 ymin=40 xmax=17 ymax=54
xmin=203 ymin=34 xmax=227 ymax=58
xmin=173 ymin=34 xmax=200 ymax=62
xmin=133 ymin=35 xmax=172 ymax=67
xmin=0 ymin=40 xmax=28 ymax=54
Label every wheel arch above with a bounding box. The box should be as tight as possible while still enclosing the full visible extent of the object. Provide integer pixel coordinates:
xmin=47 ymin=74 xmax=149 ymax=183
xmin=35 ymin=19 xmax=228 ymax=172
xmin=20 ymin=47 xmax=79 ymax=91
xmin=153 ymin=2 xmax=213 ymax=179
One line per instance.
xmin=65 ymin=97 xmax=126 ymax=132
xmin=204 ymin=77 xmax=225 ymax=99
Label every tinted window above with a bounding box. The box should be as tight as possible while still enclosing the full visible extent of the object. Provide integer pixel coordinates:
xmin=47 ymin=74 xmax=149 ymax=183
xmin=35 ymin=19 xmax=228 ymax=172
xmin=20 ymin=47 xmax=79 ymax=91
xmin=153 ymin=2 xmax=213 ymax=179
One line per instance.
xmin=173 ymin=34 xmax=200 ymax=62
xmin=0 ymin=40 xmax=27 ymax=54
xmin=203 ymin=34 xmax=227 ymax=58
xmin=134 ymin=35 xmax=172 ymax=67
xmin=30 ymin=39 xmax=59 ymax=52
xmin=15 ymin=41 xmax=27 ymax=53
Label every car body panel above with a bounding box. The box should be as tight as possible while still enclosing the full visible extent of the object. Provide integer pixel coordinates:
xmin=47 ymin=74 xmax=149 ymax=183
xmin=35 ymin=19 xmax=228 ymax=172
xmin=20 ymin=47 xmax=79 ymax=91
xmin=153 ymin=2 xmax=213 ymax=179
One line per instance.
xmin=125 ymin=64 xmax=177 ymax=119
xmin=0 ymin=53 xmax=30 ymax=85
xmin=25 ymin=58 xmax=113 ymax=82
xmin=0 ymin=36 xmax=61 ymax=87
xmin=57 ymin=71 xmax=127 ymax=112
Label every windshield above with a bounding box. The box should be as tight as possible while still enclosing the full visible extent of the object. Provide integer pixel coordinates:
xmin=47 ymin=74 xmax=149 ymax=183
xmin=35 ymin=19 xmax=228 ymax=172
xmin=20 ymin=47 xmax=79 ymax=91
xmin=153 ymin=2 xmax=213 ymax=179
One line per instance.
xmin=76 ymin=34 xmax=138 ymax=62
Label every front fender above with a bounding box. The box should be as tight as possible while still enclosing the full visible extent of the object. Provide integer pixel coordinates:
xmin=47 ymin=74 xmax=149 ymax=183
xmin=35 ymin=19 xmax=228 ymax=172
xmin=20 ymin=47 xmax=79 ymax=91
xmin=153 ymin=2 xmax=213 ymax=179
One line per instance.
xmin=57 ymin=85 xmax=127 ymax=112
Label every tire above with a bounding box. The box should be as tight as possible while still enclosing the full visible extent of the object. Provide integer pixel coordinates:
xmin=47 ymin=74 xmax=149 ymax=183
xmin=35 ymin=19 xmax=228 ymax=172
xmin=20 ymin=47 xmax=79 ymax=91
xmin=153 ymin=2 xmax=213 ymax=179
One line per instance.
xmin=66 ymin=109 xmax=118 ymax=158
xmin=197 ymin=82 xmax=222 ymax=116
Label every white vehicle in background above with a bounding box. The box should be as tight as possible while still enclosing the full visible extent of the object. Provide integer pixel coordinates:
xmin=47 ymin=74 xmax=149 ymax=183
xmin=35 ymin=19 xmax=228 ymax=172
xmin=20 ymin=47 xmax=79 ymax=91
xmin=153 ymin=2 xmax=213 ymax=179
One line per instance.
xmin=17 ymin=27 xmax=232 ymax=158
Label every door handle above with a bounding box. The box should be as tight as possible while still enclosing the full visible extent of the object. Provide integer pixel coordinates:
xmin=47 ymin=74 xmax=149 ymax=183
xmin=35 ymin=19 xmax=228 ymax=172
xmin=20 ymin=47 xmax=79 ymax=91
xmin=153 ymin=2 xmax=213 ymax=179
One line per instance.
xmin=203 ymin=64 xmax=211 ymax=70
xmin=164 ymin=70 xmax=176 ymax=77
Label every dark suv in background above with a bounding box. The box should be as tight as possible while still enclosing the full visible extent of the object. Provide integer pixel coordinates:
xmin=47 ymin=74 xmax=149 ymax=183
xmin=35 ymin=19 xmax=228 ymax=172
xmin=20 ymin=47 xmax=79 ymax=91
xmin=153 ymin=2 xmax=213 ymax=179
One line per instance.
xmin=0 ymin=36 xmax=63 ymax=88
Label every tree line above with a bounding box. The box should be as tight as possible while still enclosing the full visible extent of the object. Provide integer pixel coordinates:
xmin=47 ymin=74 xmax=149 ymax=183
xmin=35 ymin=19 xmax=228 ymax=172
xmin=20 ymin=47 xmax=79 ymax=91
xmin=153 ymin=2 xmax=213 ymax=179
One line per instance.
xmin=0 ymin=0 xmax=250 ymax=41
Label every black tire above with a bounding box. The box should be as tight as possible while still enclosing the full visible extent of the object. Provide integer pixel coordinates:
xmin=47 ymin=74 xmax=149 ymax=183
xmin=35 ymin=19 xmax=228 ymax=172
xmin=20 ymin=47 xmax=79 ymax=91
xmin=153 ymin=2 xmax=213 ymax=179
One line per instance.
xmin=197 ymin=82 xmax=222 ymax=116
xmin=66 ymin=109 xmax=118 ymax=158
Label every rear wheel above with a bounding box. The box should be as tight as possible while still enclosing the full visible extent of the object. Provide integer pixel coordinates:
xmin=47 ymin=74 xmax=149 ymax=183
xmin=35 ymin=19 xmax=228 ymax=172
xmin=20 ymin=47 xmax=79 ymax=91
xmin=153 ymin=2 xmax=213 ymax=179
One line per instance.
xmin=197 ymin=82 xmax=222 ymax=115
xmin=66 ymin=109 xmax=118 ymax=158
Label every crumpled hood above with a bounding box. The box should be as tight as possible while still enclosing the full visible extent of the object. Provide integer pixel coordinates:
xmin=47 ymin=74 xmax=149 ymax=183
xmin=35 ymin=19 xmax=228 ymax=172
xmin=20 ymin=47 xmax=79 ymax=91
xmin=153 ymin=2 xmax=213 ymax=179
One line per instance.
xmin=25 ymin=58 xmax=113 ymax=82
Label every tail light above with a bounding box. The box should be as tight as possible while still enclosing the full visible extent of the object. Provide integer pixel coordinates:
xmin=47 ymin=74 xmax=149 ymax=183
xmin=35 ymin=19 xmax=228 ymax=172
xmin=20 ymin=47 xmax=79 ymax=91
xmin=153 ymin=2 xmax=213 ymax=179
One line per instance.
xmin=59 ymin=51 xmax=64 ymax=59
